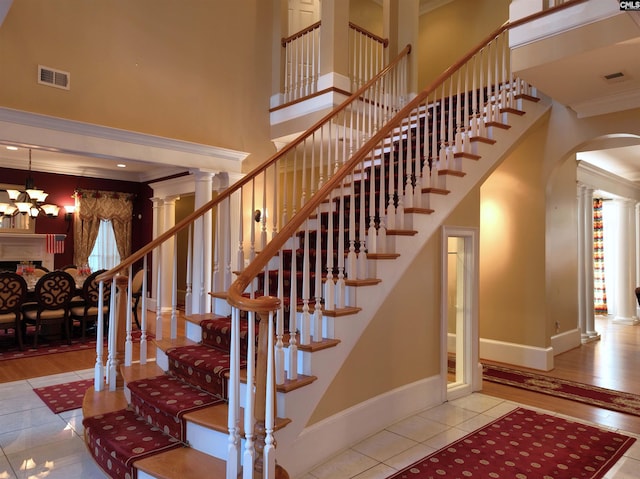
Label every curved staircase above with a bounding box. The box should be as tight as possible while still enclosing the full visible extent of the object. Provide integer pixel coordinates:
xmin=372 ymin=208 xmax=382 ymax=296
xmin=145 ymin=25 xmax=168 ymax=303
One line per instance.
xmin=81 ymin=15 xmax=555 ymax=479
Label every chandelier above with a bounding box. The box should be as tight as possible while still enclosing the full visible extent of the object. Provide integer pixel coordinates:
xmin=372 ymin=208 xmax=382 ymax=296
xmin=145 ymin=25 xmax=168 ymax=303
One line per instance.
xmin=0 ymin=148 xmax=60 ymax=218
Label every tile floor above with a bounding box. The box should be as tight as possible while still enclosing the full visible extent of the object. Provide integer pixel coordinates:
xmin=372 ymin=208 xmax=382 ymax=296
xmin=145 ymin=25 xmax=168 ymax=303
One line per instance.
xmin=1 ymin=370 xmax=639 ymax=479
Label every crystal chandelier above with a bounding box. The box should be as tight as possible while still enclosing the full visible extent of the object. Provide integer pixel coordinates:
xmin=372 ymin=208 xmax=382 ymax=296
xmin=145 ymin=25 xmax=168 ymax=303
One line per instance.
xmin=0 ymin=148 xmax=60 ymax=218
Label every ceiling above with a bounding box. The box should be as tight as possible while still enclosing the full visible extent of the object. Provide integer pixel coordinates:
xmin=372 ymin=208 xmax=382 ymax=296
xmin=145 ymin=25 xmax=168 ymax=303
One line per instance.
xmin=1 ymin=1 xmax=639 ymax=186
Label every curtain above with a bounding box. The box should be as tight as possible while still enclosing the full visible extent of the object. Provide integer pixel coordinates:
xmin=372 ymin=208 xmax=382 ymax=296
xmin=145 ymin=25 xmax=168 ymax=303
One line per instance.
xmin=593 ymin=198 xmax=607 ymax=315
xmin=73 ymin=189 xmax=134 ymax=267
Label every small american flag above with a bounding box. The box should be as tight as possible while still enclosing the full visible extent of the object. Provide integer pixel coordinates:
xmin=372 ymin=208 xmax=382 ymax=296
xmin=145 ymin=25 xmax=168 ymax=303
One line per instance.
xmin=46 ymin=234 xmax=65 ymax=254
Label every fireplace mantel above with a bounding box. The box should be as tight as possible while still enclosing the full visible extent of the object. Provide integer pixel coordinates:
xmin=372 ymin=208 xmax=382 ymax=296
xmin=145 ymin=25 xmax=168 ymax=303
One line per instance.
xmin=0 ymin=233 xmax=64 ymax=271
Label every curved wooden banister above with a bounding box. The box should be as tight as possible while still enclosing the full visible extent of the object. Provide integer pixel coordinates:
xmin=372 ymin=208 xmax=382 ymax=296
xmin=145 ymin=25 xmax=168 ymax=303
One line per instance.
xmin=96 ymin=43 xmax=412 ymax=286
xmin=226 ymin=0 xmax=590 ymax=314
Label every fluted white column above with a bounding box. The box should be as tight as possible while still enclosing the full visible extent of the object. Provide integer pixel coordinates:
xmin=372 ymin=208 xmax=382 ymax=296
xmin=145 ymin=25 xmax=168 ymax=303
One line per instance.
xmin=577 ymin=183 xmax=599 ymax=342
xmin=612 ymin=198 xmax=639 ymax=325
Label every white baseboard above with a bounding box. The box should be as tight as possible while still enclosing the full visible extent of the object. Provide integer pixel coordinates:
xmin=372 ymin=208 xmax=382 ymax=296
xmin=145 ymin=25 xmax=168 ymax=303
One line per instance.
xmin=278 ymin=375 xmax=443 ymax=478
xmin=480 ymin=337 xmax=554 ymax=371
xmin=550 ymin=328 xmax=581 ymax=355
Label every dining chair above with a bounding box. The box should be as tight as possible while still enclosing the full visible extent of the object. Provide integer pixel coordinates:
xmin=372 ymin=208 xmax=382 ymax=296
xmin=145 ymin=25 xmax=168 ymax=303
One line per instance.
xmin=0 ymin=272 xmax=28 ymax=350
xmin=131 ymin=269 xmax=144 ymax=330
xmin=21 ymin=270 xmax=75 ymax=347
xmin=69 ymin=269 xmax=111 ymax=341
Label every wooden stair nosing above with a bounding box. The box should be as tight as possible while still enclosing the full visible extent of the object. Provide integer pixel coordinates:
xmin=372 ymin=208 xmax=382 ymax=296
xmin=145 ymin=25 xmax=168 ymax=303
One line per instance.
xmin=421 ymin=187 xmax=450 ymax=195
xmin=385 ymin=229 xmax=418 ymax=236
xmin=82 ymin=386 xmax=129 ymax=419
xmin=344 ymin=278 xmax=381 ymax=287
xmin=184 ymin=402 xmax=292 ymax=434
xmin=437 ymin=169 xmax=466 ymax=177
xmin=366 ymin=253 xmax=400 ymax=260
xmin=453 ymin=151 xmax=481 ymax=161
xmin=469 ymin=136 xmax=497 ymax=145
xmin=184 ymin=312 xmax=228 ymax=325
xmin=402 ymin=208 xmax=434 ymax=215
xmin=134 ymin=446 xmax=226 ymax=479
xmin=296 ymin=303 xmax=362 ymax=317
xmin=485 ymin=120 xmax=511 ymax=130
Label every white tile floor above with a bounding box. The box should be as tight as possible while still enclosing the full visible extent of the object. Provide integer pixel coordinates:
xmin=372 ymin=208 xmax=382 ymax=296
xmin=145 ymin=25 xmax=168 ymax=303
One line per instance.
xmin=1 ymin=370 xmax=639 ymax=479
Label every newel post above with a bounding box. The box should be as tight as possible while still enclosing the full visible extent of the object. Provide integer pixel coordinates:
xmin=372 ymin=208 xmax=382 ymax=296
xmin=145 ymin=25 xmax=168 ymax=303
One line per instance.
xmin=108 ymin=275 xmax=129 ymax=389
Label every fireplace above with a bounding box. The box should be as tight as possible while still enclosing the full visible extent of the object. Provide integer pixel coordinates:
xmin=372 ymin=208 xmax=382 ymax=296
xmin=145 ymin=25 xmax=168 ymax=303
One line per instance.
xmin=0 ymin=233 xmax=62 ymax=272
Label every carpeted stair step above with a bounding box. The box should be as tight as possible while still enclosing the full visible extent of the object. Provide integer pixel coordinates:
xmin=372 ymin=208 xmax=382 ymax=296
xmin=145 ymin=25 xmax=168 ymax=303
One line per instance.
xmin=83 ymin=407 xmax=183 ymax=479
xmin=200 ymin=315 xmax=258 ymax=354
xmin=127 ymin=373 xmax=224 ymax=442
xmin=165 ymin=343 xmax=245 ymax=400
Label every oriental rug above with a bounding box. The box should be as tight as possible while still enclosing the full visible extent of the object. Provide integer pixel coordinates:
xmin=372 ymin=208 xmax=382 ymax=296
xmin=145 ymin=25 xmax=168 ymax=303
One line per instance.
xmin=386 ymin=407 xmax=635 ymax=479
xmin=34 ymin=378 xmax=93 ymax=413
xmin=483 ymin=363 xmax=640 ymax=417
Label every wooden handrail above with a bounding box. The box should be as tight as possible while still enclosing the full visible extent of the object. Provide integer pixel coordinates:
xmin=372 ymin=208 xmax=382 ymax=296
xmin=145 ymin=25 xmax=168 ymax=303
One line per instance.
xmin=226 ymin=0 xmax=591 ymax=313
xmin=348 ymin=22 xmax=388 ymax=47
xmin=281 ymin=21 xmax=321 ymax=46
xmin=96 ymin=43 xmax=412 ymax=285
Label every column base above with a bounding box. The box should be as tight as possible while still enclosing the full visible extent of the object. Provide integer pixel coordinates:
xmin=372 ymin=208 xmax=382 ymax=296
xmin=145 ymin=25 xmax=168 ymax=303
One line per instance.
xmin=612 ymin=316 xmax=640 ymax=325
xmin=581 ymin=332 xmax=601 ymax=343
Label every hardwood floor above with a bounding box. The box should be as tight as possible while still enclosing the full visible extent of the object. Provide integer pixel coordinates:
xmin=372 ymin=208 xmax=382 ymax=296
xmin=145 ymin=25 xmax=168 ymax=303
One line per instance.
xmin=2 ymin=313 xmax=640 ymax=435
xmin=481 ymin=316 xmax=640 ymax=435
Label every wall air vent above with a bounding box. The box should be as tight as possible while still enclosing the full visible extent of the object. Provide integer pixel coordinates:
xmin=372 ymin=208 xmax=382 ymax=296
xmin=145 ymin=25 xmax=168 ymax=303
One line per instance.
xmin=38 ymin=65 xmax=70 ymax=90
xmin=603 ymin=71 xmax=627 ymax=83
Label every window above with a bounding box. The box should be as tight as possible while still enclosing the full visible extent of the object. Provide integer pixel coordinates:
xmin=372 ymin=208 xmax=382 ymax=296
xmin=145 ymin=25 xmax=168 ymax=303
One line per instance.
xmin=88 ymin=220 xmax=121 ymax=272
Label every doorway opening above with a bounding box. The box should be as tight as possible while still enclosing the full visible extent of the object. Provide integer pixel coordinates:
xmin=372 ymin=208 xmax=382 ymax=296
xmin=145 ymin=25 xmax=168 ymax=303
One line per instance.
xmin=442 ymin=226 xmax=480 ymax=400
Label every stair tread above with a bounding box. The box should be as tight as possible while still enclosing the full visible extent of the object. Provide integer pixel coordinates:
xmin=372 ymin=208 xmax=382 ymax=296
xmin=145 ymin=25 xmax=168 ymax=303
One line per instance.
xmin=134 ymin=445 xmax=226 ymax=479
xmin=185 ymin=312 xmax=229 ymax=325
xmin=122 ymin=361 xmax=164 ymax=384
xmin=184 ymin=402 xmax=292 ymax=434
xmin=155 ymin=336 xmax=200 ymax=352
xmin=82 ymin=385 xmax=129 ymax=418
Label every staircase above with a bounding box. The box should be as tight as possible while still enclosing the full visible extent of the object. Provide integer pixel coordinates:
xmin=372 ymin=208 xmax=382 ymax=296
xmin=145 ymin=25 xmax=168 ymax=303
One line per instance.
xmin=83 ymin=20 xmax=552 ymax=479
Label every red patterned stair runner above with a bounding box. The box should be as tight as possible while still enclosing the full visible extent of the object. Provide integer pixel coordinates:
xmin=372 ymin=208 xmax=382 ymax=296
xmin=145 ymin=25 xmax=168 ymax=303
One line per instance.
xmin=165 ymin=315 xmax=254 ymax=399
xmin=83 ymin=408 xmax=183 ymax=479
xmin=128 ymin=374 xmax=224 ymax=441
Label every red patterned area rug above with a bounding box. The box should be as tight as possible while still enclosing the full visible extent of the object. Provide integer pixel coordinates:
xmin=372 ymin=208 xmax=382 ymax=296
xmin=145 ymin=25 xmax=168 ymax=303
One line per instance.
xmin=386 ymin=407 xmax=635 ymax=479
xmin=483 ymin=363 xmax=640 ymax=417
xmin=34 ymin=378 xmax=94 ymax=413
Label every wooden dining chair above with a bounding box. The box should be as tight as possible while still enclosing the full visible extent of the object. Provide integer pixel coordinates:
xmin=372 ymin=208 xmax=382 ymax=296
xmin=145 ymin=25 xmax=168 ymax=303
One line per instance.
xmin=21 ymin=270 xmax=75 ymax=347
xmin=69 ymin=269 xmax=111 ymax=341
xmin=0 ymin=272 xmax=28 ymax=350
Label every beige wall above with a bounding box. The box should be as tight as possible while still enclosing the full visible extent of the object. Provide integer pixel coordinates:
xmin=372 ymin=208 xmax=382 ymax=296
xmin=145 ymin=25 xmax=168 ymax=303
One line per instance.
xmin=479 ymin=120 xmax=549 ymax=348
xmin=310 ymin=185 xmax=481 ymax=424
xmin=418 ymin=0 xmax=510 ymax=88
xmin=0 ymin=0 xmax=276 ymax=170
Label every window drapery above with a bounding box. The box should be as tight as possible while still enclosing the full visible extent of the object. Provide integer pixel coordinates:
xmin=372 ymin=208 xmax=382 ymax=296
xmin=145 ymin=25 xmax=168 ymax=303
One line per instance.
xmin=73 ymin=189 xmax=134 ymax=268
xmin=593 ymin=198 xmax=607 ymax=315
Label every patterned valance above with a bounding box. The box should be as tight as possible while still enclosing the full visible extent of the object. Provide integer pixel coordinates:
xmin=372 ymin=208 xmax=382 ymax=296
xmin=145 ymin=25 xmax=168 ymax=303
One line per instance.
xmin=74 ymin=189 xmax=135 ymax=224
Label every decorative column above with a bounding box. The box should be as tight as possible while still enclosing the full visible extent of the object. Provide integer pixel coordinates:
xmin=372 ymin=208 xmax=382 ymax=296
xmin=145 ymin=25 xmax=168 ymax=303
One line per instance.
xmin=577 ymin=183 xmax=599 ymax=342
xmin=161 ymin=195 xmax=179 ymax=314
xmin=613 ymin=198 xmax=639 ymax=324
xmin=148 ymin=197 xmax=163 ymax=314
xmin=636 ymin=201 xmax=640 ymax=316
xmin=191 ymin=170 xmax=214 ymax=315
